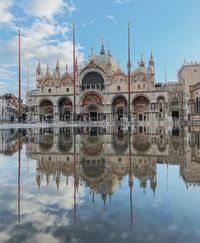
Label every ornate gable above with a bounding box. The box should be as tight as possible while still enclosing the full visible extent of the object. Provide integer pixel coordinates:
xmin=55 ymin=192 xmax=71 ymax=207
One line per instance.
xmin=110 ymin=71 xmax=127 ymax=84
xmin=80 ymin=59 xmax=106 ymax=75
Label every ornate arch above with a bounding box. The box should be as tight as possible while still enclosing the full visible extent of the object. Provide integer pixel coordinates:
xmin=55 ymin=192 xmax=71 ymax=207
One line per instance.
xmin=79 ymin=67 xmax=107 ymax=86
xmin=39 ymin=100 xmax=54 ymax=115
xmin=59 ymin=74 xmax=73 ymax=87
xmin=110 ymin=71 xmax=127 ymax=84
xmin=80 ymin=91 xmax=104 ymax=106
xmin=132 ymin=94 xmax=151 ymax=104
xmin=42 ymin=77 xmax=55 ymax=87
xmin=57 ymin=97 xmax=72 ymax=106
xmin=111 ymin=95 xmax=128 ymax=105
xmin=131 ymin=71 xmax=147 ymax=82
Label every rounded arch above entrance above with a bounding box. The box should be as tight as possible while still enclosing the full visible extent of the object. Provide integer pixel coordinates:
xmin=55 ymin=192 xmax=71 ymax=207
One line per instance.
xmin=112 ymin=95 xmax=128 ymax=121
xmin=132 ymin=96 xmax=150 ymax=121
xmin=112 ymin=95 xmax=127 ymax=106
xmin=81 ymin=92 xmax=104 ymax=121
xmin=82 ymin=72 xmax=105 ymax=91
xmin=132 ymin=95 xmax=150 ymax=105
xmin=39 ymin=99 xmax=53 ymax=108
xmin=58 ymin=97 xmax=72 ymax=121
xmin=58 ymin=97 xmax=72 ymax=106
xmin=82 ymin=93 xmax=103 ymax=106
xmin=82 ymin=72 xmax=104 ymax=85
xmin=39 ymin=100 xmax=54 ymax=122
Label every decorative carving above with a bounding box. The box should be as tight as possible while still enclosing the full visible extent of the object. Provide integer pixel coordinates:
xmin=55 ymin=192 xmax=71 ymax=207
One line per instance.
xmin=89 ymin=60 xmax=97 ymax=68
xmin=113 ymin=97 xmax=127 ymax=105
xmin=82 ymin=94 xmax=102 ymax=106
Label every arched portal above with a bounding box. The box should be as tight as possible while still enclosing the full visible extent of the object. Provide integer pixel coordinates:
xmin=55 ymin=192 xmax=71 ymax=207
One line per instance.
xmin=112 ymin=96 xmax=127 ymax=121
xmin=58 ymin=98 xmax=72 ymax=121
xmin=132 ymin=96 xmax=150 ymax=122
xmin=81 ymin=93 xmax=103 ymax=121
xmin=39 ymin=100 xmax=54 ymax=123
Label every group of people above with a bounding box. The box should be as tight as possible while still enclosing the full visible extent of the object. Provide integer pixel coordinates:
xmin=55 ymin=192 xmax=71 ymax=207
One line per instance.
xmin=10 ymin=112 xmax=27 ymax=123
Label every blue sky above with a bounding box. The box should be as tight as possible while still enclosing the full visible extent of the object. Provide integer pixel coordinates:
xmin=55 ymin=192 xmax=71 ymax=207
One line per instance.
xmin=0 ymin=0 xmax=200 ymax=99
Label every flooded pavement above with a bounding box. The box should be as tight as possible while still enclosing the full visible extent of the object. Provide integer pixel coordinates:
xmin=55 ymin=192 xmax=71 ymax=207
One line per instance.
xmin=0 ymin=126 xmax=200 ymax=243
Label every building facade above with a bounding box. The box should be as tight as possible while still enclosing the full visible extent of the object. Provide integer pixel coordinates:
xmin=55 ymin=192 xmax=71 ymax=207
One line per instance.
xmin=0 ymin=95 xmax=17 ymax=122
xmin=27 ymin=46 xmax=184 ymax=124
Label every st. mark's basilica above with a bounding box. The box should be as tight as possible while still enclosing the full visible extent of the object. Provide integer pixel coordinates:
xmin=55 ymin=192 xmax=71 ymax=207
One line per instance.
xmin=26 ymin=44 xmax=187 ymax=124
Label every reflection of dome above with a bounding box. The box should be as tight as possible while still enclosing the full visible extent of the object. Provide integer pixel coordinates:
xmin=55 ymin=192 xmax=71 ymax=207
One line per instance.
xmin=39 ymin=135 xmax=54 ymax=150
xmin=133 ymin=135 xmax=150 ymax=152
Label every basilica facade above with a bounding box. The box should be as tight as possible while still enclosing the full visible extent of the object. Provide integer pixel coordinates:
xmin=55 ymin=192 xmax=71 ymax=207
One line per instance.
xmin=27 ymin=45 xmax=183 ymax=124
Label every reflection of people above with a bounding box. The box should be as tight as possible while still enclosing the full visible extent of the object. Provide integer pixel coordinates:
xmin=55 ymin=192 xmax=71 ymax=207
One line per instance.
xmin=10 ymin=115 xmax=14 ymax=123
xmin=22 ymin=113 xmax=27 ymax=124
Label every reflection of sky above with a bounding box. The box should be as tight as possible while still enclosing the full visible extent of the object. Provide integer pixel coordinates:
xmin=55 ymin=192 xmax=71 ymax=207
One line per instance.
xmin=1 ymin=146 xmax=200 ymax=242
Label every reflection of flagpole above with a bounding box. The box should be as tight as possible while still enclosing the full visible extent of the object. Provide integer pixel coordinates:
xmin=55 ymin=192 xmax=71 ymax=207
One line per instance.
xmin=18 ymin=134 xmax=21 ymax=224
xmin=128 ymin=127 xmax=133 ymax=228
xmin=73 ymin=129 xmax=77 ymax=229
xmin=27 ymin=156 xmax=28 ymax=184
xmin=167 ymin=163 xmax=169 ymax=192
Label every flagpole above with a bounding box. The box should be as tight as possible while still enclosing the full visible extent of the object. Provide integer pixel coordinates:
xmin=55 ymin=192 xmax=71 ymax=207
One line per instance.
xmin=73 ymin=24 xmax=76 ymax=122
xmin=18 ymin=28 xmax=21 ymax=122
xmin=128 ymin=23 xmax=131 ymax=123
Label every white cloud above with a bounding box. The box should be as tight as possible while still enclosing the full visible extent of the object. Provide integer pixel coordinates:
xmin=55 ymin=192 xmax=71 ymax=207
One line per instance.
xmin=0 ymin=1 xmax=81 ymax=98
xmin=25 ymin=0 xmax=77 ymax=20
xmin=83 ymin=20 xmax=94 ymax=27
xmin=0 ymin=18 xmax=84 ymax=97
xmin=114 ymin=0 xmax=131 ymax=4
xmin=106 ymin=15 xmax=115 ymax=22
xmin=66 ymin=1 xmax=78 ymax=14
xmin=0 ymin=0 xmax=14 ymax=24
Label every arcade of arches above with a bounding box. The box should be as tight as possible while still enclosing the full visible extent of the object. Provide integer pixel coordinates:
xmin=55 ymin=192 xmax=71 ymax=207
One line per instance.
xmin=36 ymin=94 xmax=168 ymax=122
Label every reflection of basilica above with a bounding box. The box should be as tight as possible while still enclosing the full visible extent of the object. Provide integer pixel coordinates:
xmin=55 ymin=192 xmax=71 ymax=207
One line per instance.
xmin=20 ymin=126 xmax=198 ymax=196
xmin=1 ymin=126 xmax=200 ymax=196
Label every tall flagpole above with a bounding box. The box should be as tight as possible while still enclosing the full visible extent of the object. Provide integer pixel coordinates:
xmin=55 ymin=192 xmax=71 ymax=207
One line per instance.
xmin=128 ymin=23 xmax=131 ymax=123
xmin=165 ymin=58 xmax=167 ymax=85
xmin=18 ymin=28 xmax=21 ymax=122
xmin=73 ymin=24 xmax=76 ymax=122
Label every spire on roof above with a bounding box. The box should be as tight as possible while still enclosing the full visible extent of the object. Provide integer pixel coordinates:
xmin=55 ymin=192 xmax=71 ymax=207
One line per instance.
xmin=45 ymin=64 xmax=50 ymax=76
xmin=100 ymin=38 xmax=105 ymax=55
xmin=149 ymin=51 xmax=154 ymax=63
xmin=139 ymin=54 xmax=145 ymax=67
xmin=36 ymin=61 xmax=41 ymax=73
xmin=56 ymin=59 xmax=60 ymax=70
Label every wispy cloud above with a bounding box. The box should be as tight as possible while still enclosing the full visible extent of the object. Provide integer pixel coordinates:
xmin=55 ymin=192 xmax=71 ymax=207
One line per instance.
xmin=106 ymin=15 xmax=115 ymax=22
xmin=0 ymin=0 xmax=14 ymax=25
xmin=114 ymin=0 xmax=131 ymax=4
xmin=83 ymin=20 xmax=94 ymax=27
xmin=25 ymin=0 xmax=77 ymax=21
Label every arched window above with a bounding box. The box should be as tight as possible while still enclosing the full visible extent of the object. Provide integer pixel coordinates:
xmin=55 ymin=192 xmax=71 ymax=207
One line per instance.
xmin=82 ymin=72 xmax=104 ymax=90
